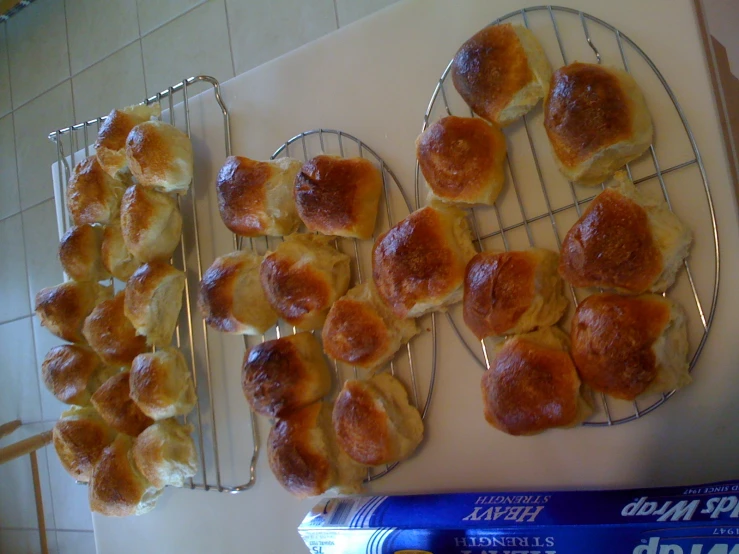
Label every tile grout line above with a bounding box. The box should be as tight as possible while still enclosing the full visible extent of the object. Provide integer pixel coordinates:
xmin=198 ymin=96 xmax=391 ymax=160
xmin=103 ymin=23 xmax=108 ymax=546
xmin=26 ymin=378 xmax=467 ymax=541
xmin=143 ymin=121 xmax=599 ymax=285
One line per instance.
xmin=3 ymin=21 xmax=15 ymax=112
xmin=61 ymin=0 xmax=75 ymax=126
xmin=2 ymin=526 xmax=95 ymax=533
xmin=134 ymin=1 xmax=148 ymax=98
xmin=332 ymin=0 xmax=340 ymax=29
xmin=223 ymin=0 xmax=236 ymax=78
xmin=0 ymin=312 xmax=33 ymax=327
xmin=0 ymin=197 xmax=57 ymax=225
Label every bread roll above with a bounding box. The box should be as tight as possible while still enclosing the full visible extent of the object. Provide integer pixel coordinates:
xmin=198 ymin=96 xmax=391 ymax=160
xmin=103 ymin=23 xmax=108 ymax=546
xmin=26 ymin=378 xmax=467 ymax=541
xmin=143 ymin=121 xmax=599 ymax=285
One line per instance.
xmin=322 ymin=282 xmax=418 ymax=372
xmin=570 ymin=293 xmax=690 ymax=400
xmin=89 ymin=434 xmax=163 ymax=517
xmin=58 ymin=224 xmax=110 ymax=282
xmin=260 ymin=234 xmax=351 ymax=330
xmin=35 ymin=281 xmax=113 ymax=343
xmin=333 ymin=373 xmax=423 ymax=466
xmin=464 ymin=249 xmax=568 ymax=339
xmin=242 ymin=332 xmax=331 ymax=418
xmin=198 ymin=250 xmax=277 ymax=335
xmin=416 ymin=116 xmax=507 ymax=206
xmin=559 ymin=171 xmax=691 ymax=294
xmin=482 ymin=327 xmax=591 ymax=436
xmin=452 ymin=23 xmax=552 ymax=126
xmin=268 ymin=402 xmax=365 ymax=498
xmin=101 ymin=223 xmax=142 ymax=281
xmin=53 ymin=406 xmax=117 ymax=483
xmin=120 ymin=185 xmax=182 ymax=263
xmin=91 ymin=371 xmax=154 ymax=436
xmin=83 ymin=291 xmax=148 ymax=366
xmin=544 ymin=63 xmax=653 ymax=186
xmin=42 ymin=344 xmax=117 ymax=406
xmin=294 ymin=155 xmax=383 ymax=239
xmin=124 ymin=261 xmax=185 ymax=348
xmin=132 ymin=419 xmax=198 ymax=489
xmin=216 ymin=156 xmax=302 ymax=237
xmin=125 ymin=120 xmax=193 ymax=194
xmin=130 ymin=348 xmax=196 ymax=420
xmin=67 ymin=155 xmax=128 ymax=226
xmin=95 ymin=103 xmax=161 ymax=177
xmin=372 ymin=204 xmax=477 ymax=319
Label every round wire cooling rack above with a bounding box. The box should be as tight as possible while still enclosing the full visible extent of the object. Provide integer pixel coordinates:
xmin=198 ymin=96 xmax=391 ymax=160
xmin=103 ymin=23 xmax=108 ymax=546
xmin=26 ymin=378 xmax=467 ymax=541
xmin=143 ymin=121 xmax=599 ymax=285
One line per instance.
xmin=415 ymin=6 xmax=719 ymax=426
xmin=238 ymin=129 xmax=437 ymax=482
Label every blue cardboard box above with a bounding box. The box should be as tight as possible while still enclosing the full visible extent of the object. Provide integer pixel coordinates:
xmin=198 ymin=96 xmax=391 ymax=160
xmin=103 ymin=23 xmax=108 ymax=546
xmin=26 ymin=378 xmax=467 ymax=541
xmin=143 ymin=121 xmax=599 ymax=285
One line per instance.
xmin=298 ymin=480 xmax=739 ymax=553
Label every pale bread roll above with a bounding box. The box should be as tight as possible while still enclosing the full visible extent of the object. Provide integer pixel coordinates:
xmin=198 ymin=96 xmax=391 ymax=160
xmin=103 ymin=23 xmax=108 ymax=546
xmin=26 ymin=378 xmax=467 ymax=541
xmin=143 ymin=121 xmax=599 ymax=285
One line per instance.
xmin=82 ymin=291 xmax=148 ymax=367
xmin=126 ymin=120 xmax=193 ymax=194
xmin=91 ymin=371 xmax=153 ymax=437
xmin=124 ymin=261 xmax=185 ymax=348
xmin=216 ymin=156 xmax=303 ymax=237
xmin=42 ymin=344 xmax=117 ymax=406
xmin=332 ymin=373 xmax=424 ymax=466
xmin=544 ymin=63 xmax=653 ymax=186
xmin=260 ymin=234 xmax=351 ymax=330
xmin=35 ymin=281 xmax=113 ymax=343
xmin=95 ymin=103 xmax=161 ymax=176
xmin=322 ymin=282 xmax=418 ymax=372
xmin=482 ymin=327 xmax=591 ymax=436
xmin=53 ymin=406 xmax=117 ymax=483
xmin=452 ymin=23 xmax=552 ymax=126
xmin=198 ymin=250 xmax=277 ymax=335
xmin=372 ymin=204 xmax=477 ymax=319
xmin=130 ymin=348 xmax=196 ymax=420
xmin=89 ymin=435 xmax=163 ymax=516
xmin=101 ymin=223 xmax=142 ymax=281
xmin=132 ymin=419 xmax=198 ymax=489
xmin=570 ymin=293 xmax=690 ymax=400
xmin=120 ymin=185 xmax=182 ymax=263
xmin=58 ymin=224 xmax=110 ymax=282
xmin=67 ymin=156 xmax=128 ymax=226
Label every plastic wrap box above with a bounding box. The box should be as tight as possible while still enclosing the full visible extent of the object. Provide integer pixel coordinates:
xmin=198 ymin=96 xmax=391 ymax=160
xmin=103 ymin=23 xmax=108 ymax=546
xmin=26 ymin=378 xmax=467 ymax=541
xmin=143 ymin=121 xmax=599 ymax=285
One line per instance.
xmin=298 ymin=480 xmax=739 ymax=553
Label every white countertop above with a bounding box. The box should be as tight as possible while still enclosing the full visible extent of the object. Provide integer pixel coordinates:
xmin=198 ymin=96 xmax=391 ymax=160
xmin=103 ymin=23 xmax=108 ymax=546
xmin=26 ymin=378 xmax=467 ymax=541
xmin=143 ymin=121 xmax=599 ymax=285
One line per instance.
xmin=91 ymin=1 xmax=739 ymax=552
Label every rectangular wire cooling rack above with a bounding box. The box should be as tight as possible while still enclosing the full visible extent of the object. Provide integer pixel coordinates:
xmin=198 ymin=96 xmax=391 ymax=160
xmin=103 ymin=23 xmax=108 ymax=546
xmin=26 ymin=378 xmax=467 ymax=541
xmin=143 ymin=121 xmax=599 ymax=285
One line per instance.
xmin=49 ymin=76 xmax=259 ymax=493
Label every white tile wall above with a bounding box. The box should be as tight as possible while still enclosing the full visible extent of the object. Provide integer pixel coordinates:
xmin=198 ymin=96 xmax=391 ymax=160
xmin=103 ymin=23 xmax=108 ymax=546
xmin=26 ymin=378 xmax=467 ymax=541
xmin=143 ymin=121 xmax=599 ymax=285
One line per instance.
xmin=6 ymin=0 xmax=69 ymax=108
xmin=0 ymin=0 xmax=396 ymax=550
xmin=0 ymin=113 xmax=20 ymax=220
xmin=65 ymin=0 xmax=140 ymax=75
xmin=72 ymin=42 xmax=148 ymax=124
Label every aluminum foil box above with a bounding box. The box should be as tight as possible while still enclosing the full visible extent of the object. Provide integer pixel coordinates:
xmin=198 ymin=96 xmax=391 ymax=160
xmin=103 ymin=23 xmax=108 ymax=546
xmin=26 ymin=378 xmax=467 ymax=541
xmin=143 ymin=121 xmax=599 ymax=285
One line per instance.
xmin=298 ymin=481 xmax=739 ymax=553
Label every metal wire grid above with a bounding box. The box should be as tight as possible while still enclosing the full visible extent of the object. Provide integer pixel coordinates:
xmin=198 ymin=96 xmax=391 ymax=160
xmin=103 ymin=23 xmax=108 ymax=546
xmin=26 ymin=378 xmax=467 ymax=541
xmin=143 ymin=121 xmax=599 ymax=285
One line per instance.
xmin=415 ymin=6 xmax=719 ymax=426
xmin=49 ymin=76 xmax=259 ymax=492
xmin=237 ymin=128 xmax=436 ymax=482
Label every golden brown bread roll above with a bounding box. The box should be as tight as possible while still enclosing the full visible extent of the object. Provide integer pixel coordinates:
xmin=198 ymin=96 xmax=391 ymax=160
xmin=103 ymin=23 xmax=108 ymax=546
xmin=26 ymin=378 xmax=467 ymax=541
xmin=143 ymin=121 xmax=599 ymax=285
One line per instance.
xmin=463 ymin=249 xmax=568 ymax=339
xmin=332 ymin=373 xmax=423 ymax=466
xmin=372 ymin=204 xmax=477 ymax=319
xmin=124 ymin=261 xmax=185 ymax=348
xmin=91 ymin=371 xmax=154 ymax=436
xmin=482 ymin=327 xmax=591 ymax=436
xmin=559 ymin=171 xmax=691 ymax=294
xmin=416 ymin=116 xmax=507 ymax=206
xmin=101 ymin=223 xmax=142 ymax=281
xmin=216 ymin=156 xmax=302 ymax=237
xmin=83 ymin=291 xmax=148 ymax=367
xmin=241 ymin=332 xmax=331 ymax=418
xmin=120 ymin=185 xmax=182 ymax=263
xmin=42 ymin=344 xmax=118 ymax=406
xmin=35 ymin=281 xmax=113 ymax=343
xmin=198 ymin=250 xmax=278 ymax=335
xmin=58 ymin=224 xmax=110 ymax=282
xmin=125 ymin=120 xmax=193 ymax=194
xmin=544 ymin=63 xmax=653 ymax=186
xmin=67 ymin=155 xmax=128 ymax=226
xmin=452 ymin=23 xmax=552 ymax=126
xmin=89 ymin=434 xmax=163 ymax=516
xmin=268 ymin=402 xmax=365 ymax=498
xmin=570 ymin=293 xmax=690 ymax=400
xmin=95 ymin=104 xmax=161 ymax=176
xmin=130 ymin=348 xmax=196 ymax=420
xmin=294 ymin=155 xmax=383 ymax=239
xmin=260 ymin=234 xmax=351 ymax=330
xmin=53 ymin=406 xmax=117 ymax=483
xmin=132 ymin=419 xmax=198 ymax=489
xmin=322 ymin=282 xmax=418 ymax=372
